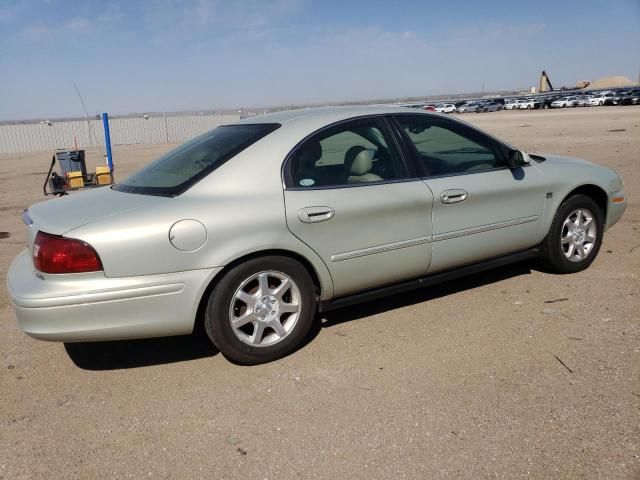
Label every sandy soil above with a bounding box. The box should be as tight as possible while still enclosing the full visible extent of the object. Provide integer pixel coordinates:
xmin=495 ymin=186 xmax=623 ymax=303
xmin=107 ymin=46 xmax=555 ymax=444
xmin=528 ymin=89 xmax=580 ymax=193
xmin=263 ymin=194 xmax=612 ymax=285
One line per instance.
xmin=1 ymin=107 xmax=639 ymax=479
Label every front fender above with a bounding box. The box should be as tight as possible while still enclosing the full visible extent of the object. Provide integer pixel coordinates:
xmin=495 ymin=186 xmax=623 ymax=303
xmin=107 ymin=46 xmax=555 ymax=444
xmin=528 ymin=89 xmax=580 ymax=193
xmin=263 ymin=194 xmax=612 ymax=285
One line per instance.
xmin=533 ymin=155 xmax=624 ymax=235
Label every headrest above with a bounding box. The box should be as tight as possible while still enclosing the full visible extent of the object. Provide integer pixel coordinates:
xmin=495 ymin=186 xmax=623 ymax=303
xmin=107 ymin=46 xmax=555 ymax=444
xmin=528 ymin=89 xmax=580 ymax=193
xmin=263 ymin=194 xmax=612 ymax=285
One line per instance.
xmin=298 ymin=141 xmax=322 ymax=168
xmin=350 ymin=149 xmax=375 ymax=176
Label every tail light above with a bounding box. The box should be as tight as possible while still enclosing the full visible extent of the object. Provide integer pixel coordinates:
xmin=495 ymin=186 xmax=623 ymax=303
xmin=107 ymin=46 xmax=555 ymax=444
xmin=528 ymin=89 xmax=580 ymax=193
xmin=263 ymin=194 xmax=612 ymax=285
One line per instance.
xmin=33 ymin=232 xmax=103 ymax=274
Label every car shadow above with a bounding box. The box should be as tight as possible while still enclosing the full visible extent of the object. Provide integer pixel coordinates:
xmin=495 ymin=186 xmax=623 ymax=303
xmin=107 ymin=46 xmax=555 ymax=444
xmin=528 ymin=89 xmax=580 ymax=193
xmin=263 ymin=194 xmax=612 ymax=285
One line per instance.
xmin=318 ymin=260 xmax=534 ymax=328
xmin=65 ymin=261 xmax=534 ymax=370
xmin=64 ymin=326 xmax=219 ymax=371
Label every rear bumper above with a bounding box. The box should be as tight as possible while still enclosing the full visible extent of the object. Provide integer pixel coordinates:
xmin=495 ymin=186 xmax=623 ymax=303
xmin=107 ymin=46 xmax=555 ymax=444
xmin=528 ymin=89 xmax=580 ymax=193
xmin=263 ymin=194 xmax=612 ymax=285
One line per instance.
xmin=7 ymin=249 xmax=221 ymax=342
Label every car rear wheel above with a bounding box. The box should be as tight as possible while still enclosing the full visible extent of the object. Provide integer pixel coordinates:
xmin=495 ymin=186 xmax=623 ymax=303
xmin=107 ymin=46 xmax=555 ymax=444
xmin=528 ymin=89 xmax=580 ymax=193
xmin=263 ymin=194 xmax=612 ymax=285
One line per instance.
xmin=204 ymin=256 xmax=317 ymax=364
xmin=541 ymin=194 xmax=604 ymax=273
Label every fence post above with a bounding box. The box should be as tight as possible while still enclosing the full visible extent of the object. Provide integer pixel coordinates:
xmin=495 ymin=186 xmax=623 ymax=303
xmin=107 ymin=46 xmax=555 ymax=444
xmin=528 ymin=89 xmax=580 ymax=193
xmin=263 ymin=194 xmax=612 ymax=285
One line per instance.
xmin=163 ymin=112 xmax=169 ymax=143
xmin=102 ymin=112 xmax=114 ymax=173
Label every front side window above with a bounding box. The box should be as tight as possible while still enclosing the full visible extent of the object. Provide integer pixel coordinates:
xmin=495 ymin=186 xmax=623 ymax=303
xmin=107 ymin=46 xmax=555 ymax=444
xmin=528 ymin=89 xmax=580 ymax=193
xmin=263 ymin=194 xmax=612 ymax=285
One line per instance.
xmin=287 ymin=118 xmax=407 ymax=188
xmin=114 ymin=123 xmax=279 ymax=196
xmin=394 ymin=115 xmax=509 ymax=177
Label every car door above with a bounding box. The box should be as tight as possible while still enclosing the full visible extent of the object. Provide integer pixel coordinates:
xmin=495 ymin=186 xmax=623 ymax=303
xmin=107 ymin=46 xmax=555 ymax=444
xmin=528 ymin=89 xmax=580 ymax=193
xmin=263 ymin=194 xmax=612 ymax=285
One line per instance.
xmin=282 ymin=116 xmax=434 ymax=297
xmin=392 ymin=114 xmax=547 ymax=273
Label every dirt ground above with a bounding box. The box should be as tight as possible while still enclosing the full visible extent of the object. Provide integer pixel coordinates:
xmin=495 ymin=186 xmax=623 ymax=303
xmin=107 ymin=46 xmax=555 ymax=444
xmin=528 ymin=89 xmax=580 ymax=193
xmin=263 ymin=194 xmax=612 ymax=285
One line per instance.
xmin=1 ymin=107 xmax=639 ymax=480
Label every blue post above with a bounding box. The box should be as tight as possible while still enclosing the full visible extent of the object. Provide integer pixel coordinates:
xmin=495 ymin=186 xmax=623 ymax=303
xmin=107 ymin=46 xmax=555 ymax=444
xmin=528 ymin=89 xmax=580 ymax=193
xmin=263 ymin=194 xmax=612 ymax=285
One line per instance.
xmin=102 ymin=112 xmax=114 ymax=173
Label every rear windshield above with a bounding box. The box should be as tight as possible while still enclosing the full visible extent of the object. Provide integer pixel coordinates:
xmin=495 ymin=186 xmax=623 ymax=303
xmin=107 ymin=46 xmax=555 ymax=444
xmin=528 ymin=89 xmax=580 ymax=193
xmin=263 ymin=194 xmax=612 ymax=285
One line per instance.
xmin=113 ymin=123 xmax=280 ymax=196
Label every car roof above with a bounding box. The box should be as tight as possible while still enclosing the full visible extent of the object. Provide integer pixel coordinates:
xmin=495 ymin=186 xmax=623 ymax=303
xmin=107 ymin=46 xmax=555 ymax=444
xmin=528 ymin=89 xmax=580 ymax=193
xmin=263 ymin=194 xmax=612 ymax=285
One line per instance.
xmin=235 ymin=105 xmax=415 ymax=127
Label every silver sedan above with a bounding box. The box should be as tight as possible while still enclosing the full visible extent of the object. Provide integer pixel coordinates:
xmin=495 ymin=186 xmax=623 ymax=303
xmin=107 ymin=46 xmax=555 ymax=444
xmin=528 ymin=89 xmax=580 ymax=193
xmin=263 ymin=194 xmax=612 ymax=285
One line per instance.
xmin=7 ymin=107 xmax=627 ymax=364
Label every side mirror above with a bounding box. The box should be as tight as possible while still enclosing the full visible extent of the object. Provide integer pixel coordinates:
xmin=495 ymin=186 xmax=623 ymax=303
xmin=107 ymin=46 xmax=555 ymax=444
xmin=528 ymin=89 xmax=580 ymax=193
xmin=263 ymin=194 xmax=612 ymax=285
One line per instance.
xmin=507 ymin=150 xmax=526 ymax=169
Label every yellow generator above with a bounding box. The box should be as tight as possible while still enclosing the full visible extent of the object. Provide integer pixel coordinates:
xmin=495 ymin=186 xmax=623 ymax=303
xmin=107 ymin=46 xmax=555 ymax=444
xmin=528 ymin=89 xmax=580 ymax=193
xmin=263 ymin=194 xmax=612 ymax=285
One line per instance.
xmin=95 ymin=165 xmax=112 ymax=185
xmin=44 ymin=150 xmax=113 ymax=196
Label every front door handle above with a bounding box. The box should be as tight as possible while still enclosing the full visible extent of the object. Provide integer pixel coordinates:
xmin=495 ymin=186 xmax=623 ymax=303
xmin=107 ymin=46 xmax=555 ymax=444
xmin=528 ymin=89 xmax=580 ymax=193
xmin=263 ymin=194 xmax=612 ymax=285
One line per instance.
xmin=441 ymin=189 xmax=468 ymax=204
xmin=298 ymin=206 xmax=335 ymax=223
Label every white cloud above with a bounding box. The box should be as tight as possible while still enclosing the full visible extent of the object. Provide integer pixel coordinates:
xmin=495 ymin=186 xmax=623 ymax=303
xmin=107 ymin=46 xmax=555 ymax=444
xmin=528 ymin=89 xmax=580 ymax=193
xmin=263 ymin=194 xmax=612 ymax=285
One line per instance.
xmin=445 ymin=22 xmax=547 ymax=46
xmin=97 ymin=2 xmax=124 ymax=24
xmin=67 ymin=16 xmax=91 ymax=32
xmin=143 ymin=0 xmax=306 ymax=37
xmin=0 ymin=0 xmax=23 ymax=22
xmin=21 ymin=23 xmax=52 ymax=40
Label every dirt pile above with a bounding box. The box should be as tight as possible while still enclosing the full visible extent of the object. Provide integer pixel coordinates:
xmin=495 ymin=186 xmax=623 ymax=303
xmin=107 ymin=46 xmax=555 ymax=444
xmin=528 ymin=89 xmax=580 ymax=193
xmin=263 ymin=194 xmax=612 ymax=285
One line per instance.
xmin=585 ymin=75 xmax=637 ymax=89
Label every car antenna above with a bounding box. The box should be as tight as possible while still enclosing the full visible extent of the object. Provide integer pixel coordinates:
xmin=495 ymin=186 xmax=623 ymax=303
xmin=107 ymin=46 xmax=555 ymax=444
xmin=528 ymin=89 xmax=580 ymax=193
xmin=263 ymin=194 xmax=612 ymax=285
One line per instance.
xmin=72 ymin=82 xmax=99 ymax=150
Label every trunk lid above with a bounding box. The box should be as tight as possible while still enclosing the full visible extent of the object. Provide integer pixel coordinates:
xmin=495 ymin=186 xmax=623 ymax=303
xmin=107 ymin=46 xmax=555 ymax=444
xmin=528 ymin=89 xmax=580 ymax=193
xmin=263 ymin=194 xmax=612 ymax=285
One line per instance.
xmin=26 ymin=186 xmax=167 ymax=237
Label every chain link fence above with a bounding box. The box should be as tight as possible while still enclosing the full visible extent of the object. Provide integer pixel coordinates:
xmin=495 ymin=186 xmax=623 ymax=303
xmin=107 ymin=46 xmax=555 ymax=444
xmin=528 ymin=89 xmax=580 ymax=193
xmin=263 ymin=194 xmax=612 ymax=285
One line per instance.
xmin=0 ymin=112 xmax=241 ymax=154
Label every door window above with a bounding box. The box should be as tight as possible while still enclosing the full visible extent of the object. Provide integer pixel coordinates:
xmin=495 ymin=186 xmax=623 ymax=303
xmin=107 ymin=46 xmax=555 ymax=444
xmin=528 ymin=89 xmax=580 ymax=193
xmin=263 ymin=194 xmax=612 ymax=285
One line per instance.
xmin=287 ymin=118 xmax=407 ymax=188
xmin=394 ymin=115 xmax=509 ymax=177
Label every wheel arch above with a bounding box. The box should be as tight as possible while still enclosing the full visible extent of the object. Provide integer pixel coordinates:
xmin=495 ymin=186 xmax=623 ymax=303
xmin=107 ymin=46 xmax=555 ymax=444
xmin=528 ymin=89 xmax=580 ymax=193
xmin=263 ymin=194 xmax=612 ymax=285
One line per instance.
xmin=541 ymin=185 xmax=607 ymax=273
xmin=192 ymin=249 xmax=326 ymax=333
xmin=560 ymin=184 xmax=608 ymax=218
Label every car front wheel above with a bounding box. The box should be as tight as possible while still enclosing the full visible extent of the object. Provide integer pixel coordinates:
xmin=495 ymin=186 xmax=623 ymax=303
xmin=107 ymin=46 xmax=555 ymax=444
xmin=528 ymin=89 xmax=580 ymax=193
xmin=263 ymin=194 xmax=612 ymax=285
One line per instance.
xmin=204 ymin=256 xmax=317 ymax=364
xmin=541 ymin=194 xmax=604 ymax=273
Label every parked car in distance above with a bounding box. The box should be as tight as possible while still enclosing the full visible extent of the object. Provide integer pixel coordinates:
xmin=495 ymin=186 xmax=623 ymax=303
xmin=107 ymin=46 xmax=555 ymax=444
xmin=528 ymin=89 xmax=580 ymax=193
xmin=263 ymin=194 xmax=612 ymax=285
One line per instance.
xmin=539 ymin=96 xmax=560 ymax=109
xmin=7 ymin=106 xmax=627 ymax=364
xmin=588 ymin=93 xmax=615 ymax=106
xmin=422 ymin=104 xmax=436 ymax=111
xmin=456 ymin=102 xmax=482 ymax=113
xmin=551 ymin=96 xmax=580 ymax=108
xmin=603 ymin=91 xmax=625 ymax=106
xmin=574 ymin=95 xmax=592 ymax=107
xmin=618 ymin=90 xmax=640 ymax=105
xmin=434 ymin=103 xmax=456 ymax=113
xmin=503 ymin=99 xmax=519 ymax=110
xmin=522 ymin=98 xmax=543 ymax=109
xmin=478 ymin=101 xmax=503 ymax=112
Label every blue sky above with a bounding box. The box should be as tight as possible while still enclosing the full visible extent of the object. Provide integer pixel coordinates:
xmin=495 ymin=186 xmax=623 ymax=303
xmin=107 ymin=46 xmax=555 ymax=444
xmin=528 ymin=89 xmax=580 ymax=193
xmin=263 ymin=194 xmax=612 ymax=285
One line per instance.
xmin=0 ymin=0 xmax=638 ymax=120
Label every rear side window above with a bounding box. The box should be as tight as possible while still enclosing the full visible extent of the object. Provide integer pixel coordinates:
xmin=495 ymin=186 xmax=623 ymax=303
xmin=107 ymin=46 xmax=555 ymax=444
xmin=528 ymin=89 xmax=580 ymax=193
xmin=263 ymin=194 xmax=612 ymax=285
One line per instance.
xmin=287 ymin=118 xmax=407 ymax=188
xmin=114 ymin=123 xmax=279 ymax=196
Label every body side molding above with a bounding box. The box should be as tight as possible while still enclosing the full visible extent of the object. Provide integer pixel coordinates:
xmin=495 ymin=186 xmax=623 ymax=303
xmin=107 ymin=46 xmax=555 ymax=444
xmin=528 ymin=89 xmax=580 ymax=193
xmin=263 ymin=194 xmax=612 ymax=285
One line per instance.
xmin=319 ymin=247 xmax=541 ymax=312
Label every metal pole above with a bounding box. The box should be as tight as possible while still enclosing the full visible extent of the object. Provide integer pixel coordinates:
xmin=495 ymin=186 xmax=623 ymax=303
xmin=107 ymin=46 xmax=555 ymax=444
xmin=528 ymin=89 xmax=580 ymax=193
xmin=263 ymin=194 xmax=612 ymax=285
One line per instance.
xmin=102 ymin=113 xmax=114 ymax=173
xmin=163 ymin=112 xmax=169 ymax=143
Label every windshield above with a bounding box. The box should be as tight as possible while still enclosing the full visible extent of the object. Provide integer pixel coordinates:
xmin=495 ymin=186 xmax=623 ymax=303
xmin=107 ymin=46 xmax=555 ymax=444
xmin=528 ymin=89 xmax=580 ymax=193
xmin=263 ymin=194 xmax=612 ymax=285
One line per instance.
xmin=114 ymin=123 xmax=280 ymax=196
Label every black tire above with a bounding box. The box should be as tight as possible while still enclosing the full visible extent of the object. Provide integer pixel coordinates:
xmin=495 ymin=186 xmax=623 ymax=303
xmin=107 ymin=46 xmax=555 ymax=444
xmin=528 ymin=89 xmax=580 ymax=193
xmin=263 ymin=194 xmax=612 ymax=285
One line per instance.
xmin=527 ymin=105 xmax=532 ymax=110
xmin=204 ymin=256 xmax=317 ymax=365
xmin=541 ymin=194 xmax=604 ymax=273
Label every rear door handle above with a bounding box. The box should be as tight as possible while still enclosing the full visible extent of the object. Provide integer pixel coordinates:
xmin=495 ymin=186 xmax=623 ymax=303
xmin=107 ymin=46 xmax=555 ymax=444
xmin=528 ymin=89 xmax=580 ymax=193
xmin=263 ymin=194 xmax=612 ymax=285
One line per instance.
xmin=298 ymin=206 xmax=335 ymax=223
xmin=441 ymin=189 xmax=468 ymax=204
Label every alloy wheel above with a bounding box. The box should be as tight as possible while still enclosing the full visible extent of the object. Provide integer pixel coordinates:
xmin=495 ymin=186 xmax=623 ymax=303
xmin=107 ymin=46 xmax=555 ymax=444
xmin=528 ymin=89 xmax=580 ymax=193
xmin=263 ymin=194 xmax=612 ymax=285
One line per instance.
xmin=229 ymin=270 xmax=302 ymax=347
xmin=561 ymin=208 xmax=597 ymax=262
